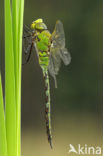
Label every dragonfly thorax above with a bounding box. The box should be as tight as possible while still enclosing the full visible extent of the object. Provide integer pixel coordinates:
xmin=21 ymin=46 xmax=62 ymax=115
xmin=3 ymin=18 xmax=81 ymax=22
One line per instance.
xmin=34 ymin=30 xmax=51 ymax=68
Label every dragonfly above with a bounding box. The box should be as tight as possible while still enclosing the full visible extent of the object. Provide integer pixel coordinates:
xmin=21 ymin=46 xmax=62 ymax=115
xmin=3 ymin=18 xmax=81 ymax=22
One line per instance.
xmin=23 ymin=19 xmax=71 ymax=148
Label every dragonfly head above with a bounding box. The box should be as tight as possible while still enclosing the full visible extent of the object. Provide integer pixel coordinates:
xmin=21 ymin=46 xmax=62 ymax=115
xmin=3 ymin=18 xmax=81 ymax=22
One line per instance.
xmin=31 ymin=19 xmax=47 ymax=31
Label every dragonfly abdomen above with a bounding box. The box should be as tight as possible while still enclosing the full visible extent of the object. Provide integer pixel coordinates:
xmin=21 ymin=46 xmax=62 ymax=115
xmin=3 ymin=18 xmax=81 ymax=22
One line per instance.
xmin=39 ymin=51 xmax=49 ymax=67
xmin=36 ymin=30 xmax=52 ymax=148
xmin=42 ymin=69 xmax=52 ymax=148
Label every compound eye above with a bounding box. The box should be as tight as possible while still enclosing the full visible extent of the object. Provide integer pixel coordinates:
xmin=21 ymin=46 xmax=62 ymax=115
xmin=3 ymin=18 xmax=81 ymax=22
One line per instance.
xmin=31 ymin=22 xmax=36 ymax=29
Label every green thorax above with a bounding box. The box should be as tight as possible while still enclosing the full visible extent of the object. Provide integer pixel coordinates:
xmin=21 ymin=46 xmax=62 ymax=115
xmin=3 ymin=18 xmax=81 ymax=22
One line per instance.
xmin=35 ymin=30 xmax=51 ymax=68
xmin=36 ymin=30 xmax=51 ymax=52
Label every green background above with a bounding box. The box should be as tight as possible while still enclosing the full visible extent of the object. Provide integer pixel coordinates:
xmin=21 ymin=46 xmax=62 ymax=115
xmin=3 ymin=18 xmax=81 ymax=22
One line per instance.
xmin=0 ymin=0 xmax=103 ymax=155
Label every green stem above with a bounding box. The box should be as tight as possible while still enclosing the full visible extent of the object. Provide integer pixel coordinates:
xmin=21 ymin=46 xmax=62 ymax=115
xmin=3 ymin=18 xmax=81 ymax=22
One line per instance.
xmin=5 ymin=0 xmax=16 ymax=155
xmin=0 ymin=74 xmax=7 ymax=156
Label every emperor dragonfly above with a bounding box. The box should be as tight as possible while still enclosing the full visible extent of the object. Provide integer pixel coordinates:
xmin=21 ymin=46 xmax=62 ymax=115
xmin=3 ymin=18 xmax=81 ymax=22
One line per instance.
xmin=23 ymin=19 xmax=71 ymax=148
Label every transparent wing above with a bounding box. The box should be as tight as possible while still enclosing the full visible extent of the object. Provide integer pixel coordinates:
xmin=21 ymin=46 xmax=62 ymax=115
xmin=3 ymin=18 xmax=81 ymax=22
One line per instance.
xmin=48 ymin=20 xmax=71 ymax=83
xmin=24 ymin=25 xmax=33 ymax=34
xmin=23 ymin=26 xmax=32 ymax=51
xmin=23 ymin=25 xmax=33 ymax=54
xmin=48 ymin=51 xmax=61 ymax=88
xmin=51 ymin=20 xmax=65 ymax=48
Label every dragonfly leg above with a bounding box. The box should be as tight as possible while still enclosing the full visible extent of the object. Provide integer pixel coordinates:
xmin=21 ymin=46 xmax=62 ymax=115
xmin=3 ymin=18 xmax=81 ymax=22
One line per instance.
xmin=22 ymin=42 xmax=34 ymax=65
xmin=23 ymin=35 xmax=31 ymax=38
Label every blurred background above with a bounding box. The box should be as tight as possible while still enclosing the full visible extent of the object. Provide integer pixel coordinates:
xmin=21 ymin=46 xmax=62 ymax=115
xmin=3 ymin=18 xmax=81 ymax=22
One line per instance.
xmin=1 ymin=0 xmax=103 ymax=155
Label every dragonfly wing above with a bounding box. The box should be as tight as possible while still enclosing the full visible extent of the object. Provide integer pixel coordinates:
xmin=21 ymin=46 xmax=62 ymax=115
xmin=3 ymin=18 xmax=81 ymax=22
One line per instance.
xmin=51 ymin=20 xmax=65 ymax=48
xmin=23 ymin=36 xmax=32 ymax=54
xmin=48 ymin=20 xmax=71 ymax=86
xmin=24 ymin=25 xmax=33 ymax=34
xmin=48 ymin=55 xmax=59 ymax=88
xmin=48 ymin=51 xmax=60 ymax=73
xmin=48 ymin=21 xmax=64 ymax=76
xmin=23 ymin=25 xmax=33 ymax=54
xmin=59 ymin=48 xmax=71 ymax=65
xmin=49 ymin=20 xmax=71 ymax=72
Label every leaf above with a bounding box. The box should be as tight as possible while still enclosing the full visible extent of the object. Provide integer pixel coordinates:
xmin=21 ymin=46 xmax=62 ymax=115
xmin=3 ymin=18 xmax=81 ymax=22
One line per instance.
xmin=0 ymin=74 xmax=7 ymax=156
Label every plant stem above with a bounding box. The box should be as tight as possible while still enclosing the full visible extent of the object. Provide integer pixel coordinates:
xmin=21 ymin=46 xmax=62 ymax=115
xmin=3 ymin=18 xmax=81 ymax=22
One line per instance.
xmin=0 ymin=74 xmax=7 ymax=156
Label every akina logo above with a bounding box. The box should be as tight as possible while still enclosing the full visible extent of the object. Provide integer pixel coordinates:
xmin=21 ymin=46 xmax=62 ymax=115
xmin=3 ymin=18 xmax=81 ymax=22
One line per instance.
xmin=68 ymin=144 xmax=102 ymax=155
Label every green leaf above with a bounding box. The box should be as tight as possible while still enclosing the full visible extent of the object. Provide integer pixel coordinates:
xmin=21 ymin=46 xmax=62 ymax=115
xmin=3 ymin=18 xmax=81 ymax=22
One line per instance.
xmin=5 ymin=0 xmax=16 ymax=156
xmin=5 ymin=0 xmax=24 ymax=155
xmin=0 ymin=74 xmax=7 ymax=156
